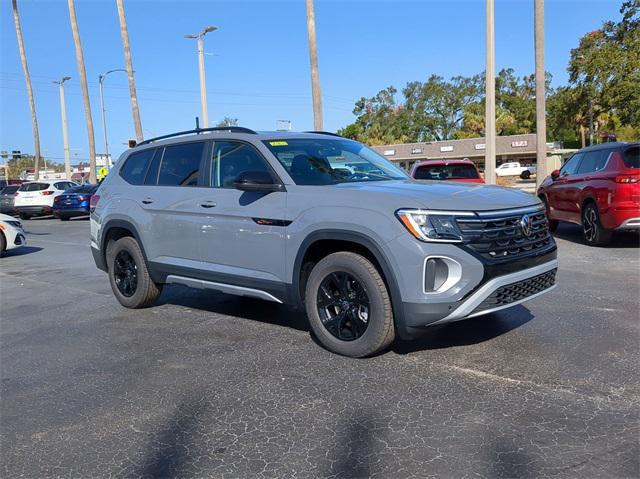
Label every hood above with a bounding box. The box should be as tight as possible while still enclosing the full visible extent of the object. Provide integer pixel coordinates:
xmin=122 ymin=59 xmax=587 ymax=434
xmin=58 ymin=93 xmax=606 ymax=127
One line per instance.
xmin=335 ymin=180 xmax=540 ymax=211
xmin=0 ymin=213 xmax=18 ymax=222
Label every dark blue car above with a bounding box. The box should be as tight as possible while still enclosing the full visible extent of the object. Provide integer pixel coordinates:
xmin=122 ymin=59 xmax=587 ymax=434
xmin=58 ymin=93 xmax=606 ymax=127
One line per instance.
xmin=53 ymin=184 xmax=98 ymax=221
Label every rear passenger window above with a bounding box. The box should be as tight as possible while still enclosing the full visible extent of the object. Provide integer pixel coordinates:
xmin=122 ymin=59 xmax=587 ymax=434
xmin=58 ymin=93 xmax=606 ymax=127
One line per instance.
xmin=158 ymin=142 xmax=204 ymax=186
xmin=19 ymin=182 xmax=48 ymax=192
xmin=623 ymin=146 xmax=639 ymax=168
xmin=120 ymin=149 xmax=155 ymax=185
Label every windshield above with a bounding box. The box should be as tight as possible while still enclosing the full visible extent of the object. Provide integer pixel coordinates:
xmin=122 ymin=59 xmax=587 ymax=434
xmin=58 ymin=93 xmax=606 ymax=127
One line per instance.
xmin=414 ymin=163 xmax=479 ymax=180
xmin=262 ymin=138 xmax=408 ymax=185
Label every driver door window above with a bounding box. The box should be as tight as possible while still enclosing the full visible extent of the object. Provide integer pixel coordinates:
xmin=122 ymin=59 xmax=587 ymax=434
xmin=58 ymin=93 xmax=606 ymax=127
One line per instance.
xmin=560 ymin=154 xmax=583 ymax=177
xmin=211 ymin=141 xmax=273 ymax=188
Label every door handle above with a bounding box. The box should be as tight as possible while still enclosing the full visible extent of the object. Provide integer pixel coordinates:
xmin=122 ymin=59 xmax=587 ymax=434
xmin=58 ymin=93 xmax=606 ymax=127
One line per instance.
xmin=200 ymin=201 xmax=216 ymax=208
xmin=142 ymin=199 xmax=153 ymax=205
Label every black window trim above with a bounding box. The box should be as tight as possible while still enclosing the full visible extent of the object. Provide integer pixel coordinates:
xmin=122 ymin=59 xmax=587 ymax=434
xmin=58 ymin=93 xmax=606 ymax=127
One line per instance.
xmin=205 ymin=139 xmax=284 ymax=189
xmin=622 ymin=145 xmax=640 ymax=169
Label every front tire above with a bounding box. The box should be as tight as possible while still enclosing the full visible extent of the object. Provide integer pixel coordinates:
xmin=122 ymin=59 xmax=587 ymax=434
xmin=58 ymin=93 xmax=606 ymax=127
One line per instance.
xmin=582 ymin=202 xmax=612 ymax=246
xmin=304 ymin=252 xmax=395 ymax=357
xmin=520 ymin=170 xmax=531 ymax=180
xmin=107 ymin=236 xmax=162 ymax=308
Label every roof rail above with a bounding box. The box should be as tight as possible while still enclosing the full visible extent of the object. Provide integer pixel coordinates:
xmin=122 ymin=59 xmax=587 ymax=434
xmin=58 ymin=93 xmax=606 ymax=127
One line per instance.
xmin=137 ymin=126 xmax=257 ymax=146
xmin=303 ymin=130 xmax=343 ymax=138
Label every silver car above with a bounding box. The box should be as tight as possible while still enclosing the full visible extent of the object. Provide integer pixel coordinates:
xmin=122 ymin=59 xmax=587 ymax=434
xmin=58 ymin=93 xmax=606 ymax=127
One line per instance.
xmin=91 ymin=128 xmax=557 ymax=357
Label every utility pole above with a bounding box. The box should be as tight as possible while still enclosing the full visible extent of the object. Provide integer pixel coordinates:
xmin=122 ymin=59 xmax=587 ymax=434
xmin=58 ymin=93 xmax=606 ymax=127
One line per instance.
xmin=306 ymin=0 xmax=323 ymax=130
xmin=535 ymin=0 xmax=547 ymax=187
xmin=53 ymin=77 xmax=72 ymax=180
xmin=98 ymin=69 xmax=126 ymax=159
xmin=185 ymin=26 xmax=216 ymax=128
xmin=484 ymin=0 xmax=496 ymax=185
xmin=116 ymin=0 xmax=143 ymax=142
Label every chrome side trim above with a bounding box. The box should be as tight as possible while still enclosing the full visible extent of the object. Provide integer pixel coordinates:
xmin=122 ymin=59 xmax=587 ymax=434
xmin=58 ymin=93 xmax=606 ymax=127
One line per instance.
xmin=475 ymin=204 xmax=544 ymax=218
xmin=432 ymin=259 xmax=558 ymax=324
xmin=617 ymin=217 xmax=640 ymax=229
xmin=165 ymin=275 xmax=283 ymax=303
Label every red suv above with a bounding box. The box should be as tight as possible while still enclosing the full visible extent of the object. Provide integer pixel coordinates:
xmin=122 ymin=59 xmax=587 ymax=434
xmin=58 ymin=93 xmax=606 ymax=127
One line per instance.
xmin=537 ymin=142 xmax=639 ymax=246
xmin=410 ymin=159 xmax=484 ymax=183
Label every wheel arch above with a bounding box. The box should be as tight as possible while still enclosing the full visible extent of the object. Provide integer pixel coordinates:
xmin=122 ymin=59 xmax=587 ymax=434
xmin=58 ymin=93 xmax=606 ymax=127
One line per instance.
xmin=292 ymin=229 xmax=406 ymax=333
xmin=100 ymin=219 xmax=152 ymax=275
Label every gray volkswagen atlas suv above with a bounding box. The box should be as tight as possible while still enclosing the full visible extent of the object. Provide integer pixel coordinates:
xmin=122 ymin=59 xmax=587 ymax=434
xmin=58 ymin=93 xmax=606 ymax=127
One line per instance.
xmin=91 ymin=127 xmax=557 ymax=357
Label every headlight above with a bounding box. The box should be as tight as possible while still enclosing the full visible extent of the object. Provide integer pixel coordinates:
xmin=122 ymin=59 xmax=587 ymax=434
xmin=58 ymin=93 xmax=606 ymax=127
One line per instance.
xmin=6 ymin=221 xmax=22 ymax=229
xmin=396 ymin=209 xmax=472 ymax=243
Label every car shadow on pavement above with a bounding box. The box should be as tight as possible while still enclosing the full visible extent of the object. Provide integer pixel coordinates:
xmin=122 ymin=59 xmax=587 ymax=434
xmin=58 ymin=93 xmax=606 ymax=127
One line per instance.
xmin=326 ymin=410 xmax=376 ymax=478
xmin=1 ymin=246 xmax=43 ymax=257
xmin=393 ymin=305 xmax=534 ymax=354
xmin=553 ymin=223 xmax=639 ymax=248
xmin=158 ymin=284 xmax=310 ymax=332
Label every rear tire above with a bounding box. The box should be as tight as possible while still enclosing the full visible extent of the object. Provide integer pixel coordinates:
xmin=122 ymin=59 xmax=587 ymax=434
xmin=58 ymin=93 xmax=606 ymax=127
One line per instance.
xmin=59 ymin=215 xmax=69 ymax=221
xmin=582 ymin=202 xmax=612 ymax=246
xmin=304 ymin=252 xmax=395 ymax=358
xmin=19 ymin=213 xmax=30 ymax=220
xmin=520 ymin=170 xmax=531 ymax=180
xmin=107 ymin=236 xmax=162 ymax=308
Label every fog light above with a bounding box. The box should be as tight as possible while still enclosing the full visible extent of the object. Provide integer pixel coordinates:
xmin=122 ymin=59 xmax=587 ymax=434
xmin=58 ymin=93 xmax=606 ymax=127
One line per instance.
xmin=423 ymin=257 xmax=462 ymax=293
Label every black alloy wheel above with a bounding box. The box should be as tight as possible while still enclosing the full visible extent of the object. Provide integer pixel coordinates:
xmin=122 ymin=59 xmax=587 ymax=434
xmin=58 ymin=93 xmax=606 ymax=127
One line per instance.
xmin=317 ymin=271 xmax=370 ymax=341
xmin=113 ymin=250 xmax=138 ymax=297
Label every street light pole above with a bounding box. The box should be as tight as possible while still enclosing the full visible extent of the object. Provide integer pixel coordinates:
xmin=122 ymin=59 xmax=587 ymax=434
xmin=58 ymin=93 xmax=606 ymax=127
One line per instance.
xmin=98 ymin=68 xmax=126 ymax=160
xmin=484 ymin=0 xmax=496 ymax=185
xmin=53 ymin=76 xmax=72 ymax=180
xmin=185 ymin=26 xmax=217 ymax=128
xmin=534 ymin=0 xmax=547 ymax=187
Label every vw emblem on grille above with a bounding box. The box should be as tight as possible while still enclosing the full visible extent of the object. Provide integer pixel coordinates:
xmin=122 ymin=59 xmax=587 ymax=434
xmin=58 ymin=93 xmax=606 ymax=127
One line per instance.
xmin=520 ymin=214 xmax=534 ymax=236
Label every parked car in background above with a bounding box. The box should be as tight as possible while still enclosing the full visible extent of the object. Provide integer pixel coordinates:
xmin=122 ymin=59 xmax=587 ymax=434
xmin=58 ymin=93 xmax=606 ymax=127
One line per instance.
xmin=496 ymin=162 xmax=537 ymax=179
xmin=53 ymin=183 xmax=98 ymax=221
xmin=537 ymin=142 xmax=639 ymax=246
xmin=0 ymin=185 xmax=20 ymax=215
xmin=14 ymin=180 xmax=78 ymax=220
xmin=410 ymin=159 xmax=484 ymax=183
xmin=0 ymin=213 xmax=26 ymax=257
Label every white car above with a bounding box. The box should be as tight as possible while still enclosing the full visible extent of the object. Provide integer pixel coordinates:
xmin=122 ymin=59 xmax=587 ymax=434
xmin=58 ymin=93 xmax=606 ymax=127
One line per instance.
xmin=14 ymin=180 xmax=78 ymax=219
xmin=495 ymin=162 xmax=537 ymax=179
xmin=0 ymin=213 xmax=26 ymax=256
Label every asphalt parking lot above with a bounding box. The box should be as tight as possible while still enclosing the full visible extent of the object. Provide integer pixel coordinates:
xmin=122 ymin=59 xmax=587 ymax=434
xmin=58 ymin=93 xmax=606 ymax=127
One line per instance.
xmin=1 ymin=217 xmax=639 ymax=478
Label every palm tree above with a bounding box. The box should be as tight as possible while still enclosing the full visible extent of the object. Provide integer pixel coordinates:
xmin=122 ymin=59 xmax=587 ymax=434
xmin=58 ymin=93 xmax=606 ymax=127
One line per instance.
xmin=305 ymin=0 xmax=323 ymax=130
xmin=116 ymin=0 xmax=143 ymax=142
xmin=67 ymin=0 xmax=97 ymax=183
xmin=11 ymin=0 xmax=41 ymax=179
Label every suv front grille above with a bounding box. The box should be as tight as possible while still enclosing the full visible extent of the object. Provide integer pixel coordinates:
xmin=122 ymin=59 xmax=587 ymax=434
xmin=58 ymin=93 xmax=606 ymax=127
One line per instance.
xmin=457 ymin=206 xmax=553 ymax=263
xmin=472 ymin=268 xmax=557 ymax=315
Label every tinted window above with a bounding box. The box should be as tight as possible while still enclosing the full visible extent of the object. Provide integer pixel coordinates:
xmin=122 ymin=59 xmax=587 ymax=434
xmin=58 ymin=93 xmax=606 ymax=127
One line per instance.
xmin=54 ymin=181 xmax=76 ymax=190
xmin=65 ymin=184 xmax=97 ymax=194
xmin=415 ymin=164 xmax=479 ymax=180
xmin=120 ymin=149 xmax=155 ymax=185
xmin=212 ymin=142 xmax=272 ymax=188
xmin=1 ymin=186 xmax=19 ymax=195
xmin=158 ymin=142 xmax=204 ymax=186
xmin=19 ymin=182 xmax=49 ymax=192
xmin=560 ymin=153 xmax=582 ymax=176
xmin=577 ymin=150 xmax=609 ymax=174
xmin=622 ymin=146 xmax=639 ymax=168
xmin=144 ymin=149 xmax=162 ymax=185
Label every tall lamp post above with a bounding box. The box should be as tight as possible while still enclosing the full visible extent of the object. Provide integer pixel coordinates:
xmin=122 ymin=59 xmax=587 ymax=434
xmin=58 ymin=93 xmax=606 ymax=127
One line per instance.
xmin=53 ymin=76 xmax=72 ymax=180
xmin=98 ymin=68 xmax=126 ymax=160
xmin=185 ymin=26 xmax=217 ymax=128
xmin=534 ymin=0 xmax=547 ymax=187
xmin=484 ymin=0 xmax=496 ymax=185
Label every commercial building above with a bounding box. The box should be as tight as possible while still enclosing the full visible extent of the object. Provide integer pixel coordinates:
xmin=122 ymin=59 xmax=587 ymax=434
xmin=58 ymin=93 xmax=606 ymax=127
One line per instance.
xmin=370 ymin=133 xmax=575 ymax=172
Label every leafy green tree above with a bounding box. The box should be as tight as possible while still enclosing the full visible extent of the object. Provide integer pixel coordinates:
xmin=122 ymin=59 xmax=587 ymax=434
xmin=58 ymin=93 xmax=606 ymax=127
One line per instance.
xmin=216 ymin=117 xmax=239 ymax=127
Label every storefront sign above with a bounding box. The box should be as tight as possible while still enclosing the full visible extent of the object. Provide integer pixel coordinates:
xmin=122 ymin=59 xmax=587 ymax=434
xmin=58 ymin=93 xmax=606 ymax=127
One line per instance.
xmin=511 ymin=140 xmax=528 ymax=148
xmin=440 ymin=146 xmax=454 ymax=152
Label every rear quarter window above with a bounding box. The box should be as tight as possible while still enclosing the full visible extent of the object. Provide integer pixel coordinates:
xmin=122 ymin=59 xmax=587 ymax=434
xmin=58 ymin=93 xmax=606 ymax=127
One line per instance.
xmin=622 ymin=146 xmax=639 ymax=168
xmin=120 ymin=149 xmax=156 ymax=185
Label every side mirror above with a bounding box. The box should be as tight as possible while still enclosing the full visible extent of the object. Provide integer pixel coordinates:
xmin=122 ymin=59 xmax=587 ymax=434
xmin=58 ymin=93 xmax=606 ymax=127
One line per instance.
xmin=233 ymin=170 xmax=284 ymax=192
xmin=551 ymin=169 xmax=561 ymax=180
